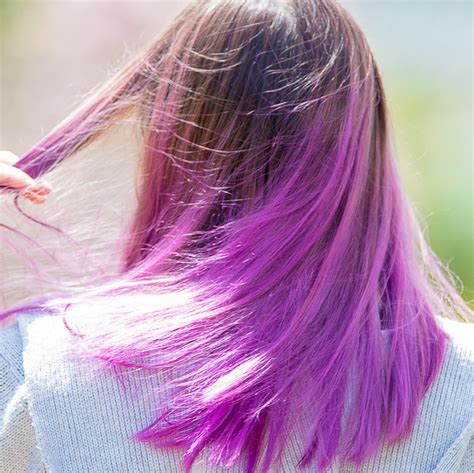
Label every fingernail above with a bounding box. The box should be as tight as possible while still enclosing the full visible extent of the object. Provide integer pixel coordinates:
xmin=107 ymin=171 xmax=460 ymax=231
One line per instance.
xmin=30 ymin=183 xmax=52 ymax=196
xmin=22 ymin=182 xmax=51 ymax=201
xmin=22 ymin=190 xmax=41 ymax=202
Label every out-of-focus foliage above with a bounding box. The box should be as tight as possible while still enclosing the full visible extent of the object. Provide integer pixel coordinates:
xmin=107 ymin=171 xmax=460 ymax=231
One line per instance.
xmin=0 ymin=0 xmax=25 ymax=36
xmin=392 ymin=77 xmax=473 ymax=306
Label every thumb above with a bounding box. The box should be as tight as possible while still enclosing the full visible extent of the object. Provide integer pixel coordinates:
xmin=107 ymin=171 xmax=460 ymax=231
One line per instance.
xmin=0 ymin=161 xmax=37 ymax=189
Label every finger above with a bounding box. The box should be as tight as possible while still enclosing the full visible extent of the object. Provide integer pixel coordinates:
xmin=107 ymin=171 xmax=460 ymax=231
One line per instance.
xmin=22 ymin=190 xmax=46 ymax=204
xmin=21 ymin=181 xmax=53 ymax=204
xmin=0 ymin=162 xmax=36 ymax=189
xmin=0 ymin=150 xmax=21 ymax=166
xmin=22 ymin=183 xmax=52 ymax=201
xmin=26 ymin=181 xmax=53 ymax=196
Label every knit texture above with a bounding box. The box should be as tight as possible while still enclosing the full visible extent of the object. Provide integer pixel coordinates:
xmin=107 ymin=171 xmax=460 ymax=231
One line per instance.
xmin=1 ymin=312 xmax=473 ymax=472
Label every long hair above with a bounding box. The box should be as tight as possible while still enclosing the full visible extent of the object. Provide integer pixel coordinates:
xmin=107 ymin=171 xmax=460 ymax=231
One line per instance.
xmin=1 ymin=0 xmax=472 ymax=471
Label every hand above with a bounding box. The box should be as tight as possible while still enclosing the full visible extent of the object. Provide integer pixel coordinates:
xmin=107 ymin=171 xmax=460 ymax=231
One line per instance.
xmin=0 ymin=150 xmax=52 ymax=203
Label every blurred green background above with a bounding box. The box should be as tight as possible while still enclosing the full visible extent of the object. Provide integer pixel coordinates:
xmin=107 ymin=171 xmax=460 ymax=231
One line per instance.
xmin=0 ymin=1 xmax=472 ymax=305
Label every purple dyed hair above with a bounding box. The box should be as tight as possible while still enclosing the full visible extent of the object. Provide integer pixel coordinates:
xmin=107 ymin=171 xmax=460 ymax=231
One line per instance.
xmin=2 ymin=0 xmax=472 ymax=471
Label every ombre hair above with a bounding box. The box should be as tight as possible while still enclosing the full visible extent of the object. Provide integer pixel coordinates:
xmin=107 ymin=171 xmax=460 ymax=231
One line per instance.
xmin=2 ymin=0 xmax=472 ymax=472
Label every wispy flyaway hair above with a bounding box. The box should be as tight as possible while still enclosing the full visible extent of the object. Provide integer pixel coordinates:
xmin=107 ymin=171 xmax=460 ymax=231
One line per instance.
xmin=2 ymin=0 xmax=473 ymax=471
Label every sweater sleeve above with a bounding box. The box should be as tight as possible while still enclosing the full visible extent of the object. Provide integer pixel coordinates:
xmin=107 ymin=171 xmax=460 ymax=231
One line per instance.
xmin=433 ymin=317 xmax=474 ymax=472
xmin=460 ymin=434 xmax=474 ymax=471
xmin=0 ymin=322 xmax=48 ymax=473
xmin=433 ymin=407 xmax=474 ymax=472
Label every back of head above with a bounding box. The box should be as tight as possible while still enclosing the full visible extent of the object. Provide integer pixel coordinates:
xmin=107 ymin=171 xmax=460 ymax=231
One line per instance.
xmin=124 ymin=0 xmax=385 ymax=272
xmin=3 ymin=1 xmax=472 ymax=472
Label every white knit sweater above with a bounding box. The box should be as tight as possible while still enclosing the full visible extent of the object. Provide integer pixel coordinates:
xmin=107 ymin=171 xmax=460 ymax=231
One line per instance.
xmin=1 ymin=312 xmax=473 ymax=472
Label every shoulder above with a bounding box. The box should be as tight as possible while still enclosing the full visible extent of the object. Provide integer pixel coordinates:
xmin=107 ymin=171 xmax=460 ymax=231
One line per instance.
xmin=420 ymin=316 xmax=474 ymax=471
xmin=430 ymin=315 xmax=473 ymax=409
xmin=1 ymin=311 xmax=186 ymax=472
xmin=433 ymin=315 xmax=474 ymax=401
xmin=435 ymin=314 xmax=474 ymax=355
xmin=0 ymin=319 xmax=25 ymax=426
xmin=0 ymin=315 xmax=47 ymax=472
xmin=0 ymin=317 xmax=24 ymax=382
xmin=0 ymin=318 xmax=25 ymax=421
xmin=0 ymin=311 xmax=75 ymax=394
